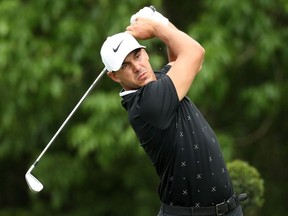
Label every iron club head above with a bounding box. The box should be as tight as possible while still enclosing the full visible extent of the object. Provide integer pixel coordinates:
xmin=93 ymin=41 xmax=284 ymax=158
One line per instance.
xmin=25 ymin=171 xmax=43 ymax=192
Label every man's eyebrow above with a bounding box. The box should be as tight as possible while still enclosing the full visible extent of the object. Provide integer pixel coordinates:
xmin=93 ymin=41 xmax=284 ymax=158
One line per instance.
xmin=121 ymin=49 xmax=141 ymax=66
xmin=131 ymin=48 xmax=141 ymax=57
xmin=133 ymin=48 xmax=141 ymax=55
xmin=129 ymin=49 xmax=141 ymax=59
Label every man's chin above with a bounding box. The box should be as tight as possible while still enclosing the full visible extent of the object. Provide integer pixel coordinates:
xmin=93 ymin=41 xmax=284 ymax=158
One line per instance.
xmin=138 ymin=78 xmax=154 ymax=87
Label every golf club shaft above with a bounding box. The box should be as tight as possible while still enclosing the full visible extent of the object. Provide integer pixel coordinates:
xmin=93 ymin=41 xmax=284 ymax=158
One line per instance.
xmin=30 ymin=67 xmax=107 ymax=170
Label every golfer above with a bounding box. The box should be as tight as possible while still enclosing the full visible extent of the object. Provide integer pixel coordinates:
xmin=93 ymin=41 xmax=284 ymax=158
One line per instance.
xmin=100 ymin=7 xmax=245 ymax=216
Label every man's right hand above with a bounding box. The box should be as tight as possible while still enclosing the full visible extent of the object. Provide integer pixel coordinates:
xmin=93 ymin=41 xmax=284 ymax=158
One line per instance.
xmin=126 ymin=17 xmax=158 ymax=40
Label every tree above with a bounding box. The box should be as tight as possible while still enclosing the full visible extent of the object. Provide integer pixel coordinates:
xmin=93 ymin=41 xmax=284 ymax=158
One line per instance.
xmin=227 ymin=160 xmax=264 ymax=215
xmin=163 ymin=0 xmax=287 ymax=215
xmin=0 ymin=0 xmax=161 ymax=215
xmin=1 ymin=0 xmax=287 ymax=215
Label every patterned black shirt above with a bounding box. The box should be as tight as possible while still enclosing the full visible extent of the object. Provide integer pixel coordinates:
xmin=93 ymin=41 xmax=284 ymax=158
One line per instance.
xmin=121 ymin=65 xmax=234 ymax=207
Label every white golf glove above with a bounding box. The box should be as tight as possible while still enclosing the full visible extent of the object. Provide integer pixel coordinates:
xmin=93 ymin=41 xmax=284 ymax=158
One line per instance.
xmin=130 ymin=6 xmax=169 ymax=26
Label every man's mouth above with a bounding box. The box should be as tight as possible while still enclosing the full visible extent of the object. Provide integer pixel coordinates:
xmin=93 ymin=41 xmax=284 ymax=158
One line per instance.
xmin=137 ymin=71 xmax=147 ymax=81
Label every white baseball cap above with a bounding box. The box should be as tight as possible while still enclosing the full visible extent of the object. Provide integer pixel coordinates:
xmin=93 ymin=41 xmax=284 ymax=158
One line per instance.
xmin=100 ymin=32 xmax=145 ymax=72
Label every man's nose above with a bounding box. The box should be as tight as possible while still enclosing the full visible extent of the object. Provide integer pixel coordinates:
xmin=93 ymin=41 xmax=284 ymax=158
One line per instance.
xmin=131 ymin=62 xmax=141 ymax=73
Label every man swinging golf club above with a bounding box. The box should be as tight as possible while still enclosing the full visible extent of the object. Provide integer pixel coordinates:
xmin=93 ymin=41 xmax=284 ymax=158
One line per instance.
xmin=100 ymin=6 xmax=246 ymax=216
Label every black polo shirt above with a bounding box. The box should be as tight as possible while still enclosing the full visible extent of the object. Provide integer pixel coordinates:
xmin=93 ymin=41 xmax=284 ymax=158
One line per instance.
xmin=121 ymin=65 xmax=234 ymax=207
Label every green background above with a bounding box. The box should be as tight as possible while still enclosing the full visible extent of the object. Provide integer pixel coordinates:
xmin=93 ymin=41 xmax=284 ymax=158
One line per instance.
xmin=0 ymin=0 xmax=287 ymax=215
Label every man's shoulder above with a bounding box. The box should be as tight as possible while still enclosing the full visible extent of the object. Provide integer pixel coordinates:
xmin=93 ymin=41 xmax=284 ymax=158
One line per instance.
xmin=154 ymin=64 xmax=172 ymax=78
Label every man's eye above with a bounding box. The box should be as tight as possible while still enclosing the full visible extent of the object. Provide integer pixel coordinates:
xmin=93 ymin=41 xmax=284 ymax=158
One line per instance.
xmin=121 ymin=64 xmax=127 ymax=69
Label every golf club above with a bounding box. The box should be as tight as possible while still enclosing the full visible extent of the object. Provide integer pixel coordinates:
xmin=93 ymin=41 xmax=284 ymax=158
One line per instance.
xmin=25 ymin=67 xmax=107 ymax=192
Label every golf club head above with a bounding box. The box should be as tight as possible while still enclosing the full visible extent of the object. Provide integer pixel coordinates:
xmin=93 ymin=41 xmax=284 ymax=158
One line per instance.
xmin=25 ymin=172 xmax=43 ymax=192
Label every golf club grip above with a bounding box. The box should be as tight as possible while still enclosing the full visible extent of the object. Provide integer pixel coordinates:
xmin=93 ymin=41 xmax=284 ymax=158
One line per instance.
xmin=33 ymin=68 xmax=107 ymax=166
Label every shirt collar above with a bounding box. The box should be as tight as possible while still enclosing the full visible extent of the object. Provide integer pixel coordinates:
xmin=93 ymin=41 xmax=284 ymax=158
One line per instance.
xmin=119 ymin=89 xmax=138 ymax=97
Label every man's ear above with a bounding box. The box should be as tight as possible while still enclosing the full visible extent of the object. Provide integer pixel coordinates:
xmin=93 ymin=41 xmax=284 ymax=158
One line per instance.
xmin=107 ymin=71 xmax=121 ymax=83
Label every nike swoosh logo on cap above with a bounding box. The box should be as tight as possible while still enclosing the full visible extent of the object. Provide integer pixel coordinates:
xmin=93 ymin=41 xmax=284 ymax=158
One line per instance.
xmin=113 ymin=40 xmax=123 ymax=52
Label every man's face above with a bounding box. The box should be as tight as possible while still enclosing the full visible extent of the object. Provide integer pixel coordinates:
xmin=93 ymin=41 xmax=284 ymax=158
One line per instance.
xmin=107 ymin=48 xmax=156 ymax=90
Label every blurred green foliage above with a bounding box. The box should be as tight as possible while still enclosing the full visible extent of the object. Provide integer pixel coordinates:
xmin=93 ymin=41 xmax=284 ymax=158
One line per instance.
xmin=0 ymin=0 xmax=287 ymax=215
xmin=227 ymin=160 xmax=264 ymax=215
